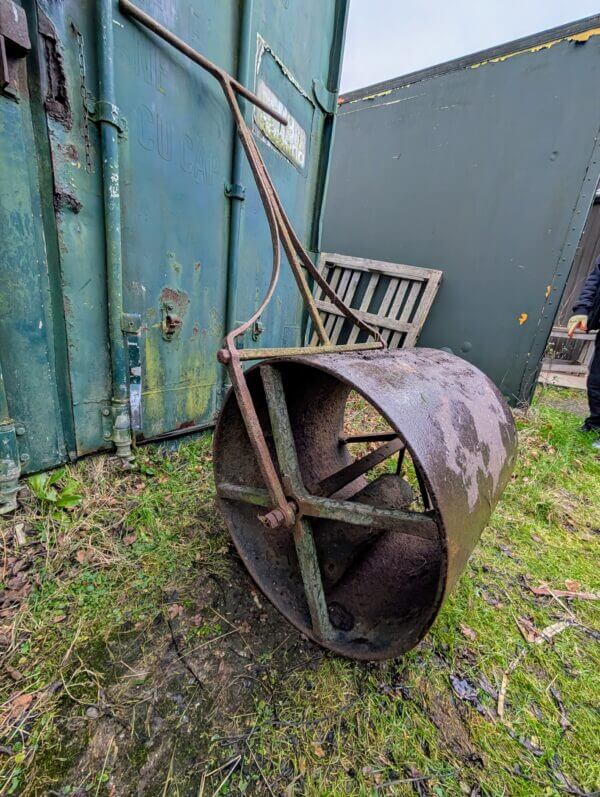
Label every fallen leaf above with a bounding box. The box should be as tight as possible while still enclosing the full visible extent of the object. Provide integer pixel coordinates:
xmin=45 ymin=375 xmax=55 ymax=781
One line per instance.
xmin=75 ymin=549 xmax=93 ymax=564
xmin=516 ymin=617 xmax=544 ymax=645
xmin=167 ymin=603 xmax=183 ymax=620
xmin=460 ymin=624 xmax=478 ymax=641
xmin=4 ymin=665 xmax=22 ymax=682
xmin=11 ymin=558 xmax=29 ymax=575
xmin=564 ymin=579 xmax=581 ymax=592
xmin=530 ymin=585 xmax=598 ymax=601
xmin=507 ymin=729 xmax=544 ymax=757
xmin=52 ymin=615 xmax=66 ymax=624
xmin=312 ymin=743 xmax=325 ymax=758
xmin=122 ymin=534 xmax=137 ymax=546
xmin=6 ymin=574 xmax=25 ymax=591
xmin=6 ymin=692 xmax=34 ymax=721
xmin=478 ymin=674 xmax=498 ymax=700
xmin=516 ymin=617 xmax=572 ymax=645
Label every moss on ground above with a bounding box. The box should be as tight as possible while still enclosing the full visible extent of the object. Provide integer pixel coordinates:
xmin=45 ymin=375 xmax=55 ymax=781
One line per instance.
xmin=0 ymin=386 xmax=598 ymax=795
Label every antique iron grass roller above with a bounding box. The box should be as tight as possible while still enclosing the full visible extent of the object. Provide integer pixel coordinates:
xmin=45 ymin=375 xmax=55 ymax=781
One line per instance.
xmin=121 ymin=0 xmax=517 ymax=661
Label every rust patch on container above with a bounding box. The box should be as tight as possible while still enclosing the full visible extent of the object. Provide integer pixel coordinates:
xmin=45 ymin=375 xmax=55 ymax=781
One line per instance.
xmin=53 ymin=188 xmax=82 ymax=214
xmin=38 ymin=9 xmax=72 ymax=129
xmin=159 ymin=287 xmax=190 ymax=341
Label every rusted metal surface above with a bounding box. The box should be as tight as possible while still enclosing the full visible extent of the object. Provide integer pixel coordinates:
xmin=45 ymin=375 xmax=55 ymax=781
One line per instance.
xmin=214 ymin=349 xmax=517 ymax=660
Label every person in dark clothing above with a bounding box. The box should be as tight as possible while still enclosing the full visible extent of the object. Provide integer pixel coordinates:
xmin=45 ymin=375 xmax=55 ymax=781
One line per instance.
xmin=568 ymin=257 xmax=600 ymax=446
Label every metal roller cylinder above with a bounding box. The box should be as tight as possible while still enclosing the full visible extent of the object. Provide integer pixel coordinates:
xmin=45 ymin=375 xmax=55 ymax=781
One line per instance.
xmin=214 ymin=348 xmax=517 ymax=660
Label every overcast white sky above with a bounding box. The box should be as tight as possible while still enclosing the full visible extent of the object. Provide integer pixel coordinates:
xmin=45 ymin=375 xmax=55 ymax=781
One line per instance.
xmin=340 ymin=0 xmax=600 ymax=92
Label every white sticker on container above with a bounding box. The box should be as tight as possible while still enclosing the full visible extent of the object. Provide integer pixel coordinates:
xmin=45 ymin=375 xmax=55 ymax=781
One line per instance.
xmin=254 ymin=80 xmax=307 ymax=169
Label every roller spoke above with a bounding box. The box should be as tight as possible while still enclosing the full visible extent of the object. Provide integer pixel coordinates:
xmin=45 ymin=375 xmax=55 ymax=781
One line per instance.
xmin=293 ymin=518 xmax=335 ymax=640
xmin=312 ymin=438 xmax=404 ymax=498
xmin=259 ymin=365 xmax=304 ymax=494
xmin=216 ymin=483 xmax=437 ymax=541
xmin=259 ymin=365 xmax=335 ymax=641
xmin=297 ymin=494 xmax=437 ymax=540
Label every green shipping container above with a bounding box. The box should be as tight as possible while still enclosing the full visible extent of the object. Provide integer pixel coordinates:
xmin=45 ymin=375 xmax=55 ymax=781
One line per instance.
xmin=0 ymin=0 xmax=348 ymax=509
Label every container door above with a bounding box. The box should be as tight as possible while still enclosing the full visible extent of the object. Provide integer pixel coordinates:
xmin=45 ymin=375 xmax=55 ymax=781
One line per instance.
xmin=116 ymin=0 xmax=238 ymax=438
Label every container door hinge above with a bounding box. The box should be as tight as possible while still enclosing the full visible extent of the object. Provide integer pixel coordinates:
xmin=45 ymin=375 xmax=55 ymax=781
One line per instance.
xmin=0 ymin=0 xmax=31 ymax=100
xmin=312 ymin=79 xmax=337 ymax=115
xmin=225 ymin=182 xmax=245 ymax=200
xmin=122 ymin=313 xmax=142 ymax=432
xmin=85 ymin=94 xmax=128 ymax=138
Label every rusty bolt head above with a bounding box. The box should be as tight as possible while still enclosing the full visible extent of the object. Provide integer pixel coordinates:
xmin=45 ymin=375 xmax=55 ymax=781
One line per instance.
xmin=258 ymin=508 xmax=287 ymax=530
xmin=217 ymin=348 xmax=231 ymax=365
xmin=258 ymin=500 xmax=297 ymax=530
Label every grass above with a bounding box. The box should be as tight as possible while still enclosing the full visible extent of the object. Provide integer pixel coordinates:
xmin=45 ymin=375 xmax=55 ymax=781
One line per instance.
xmin=0 ymin=385 xmax=598 ymax=795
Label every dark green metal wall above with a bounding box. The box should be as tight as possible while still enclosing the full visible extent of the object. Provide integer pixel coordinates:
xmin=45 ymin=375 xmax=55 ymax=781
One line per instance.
xmin=323 ymin=16 xmax=600 ymax=405
xmin=0 ymin=0 xmax=348 ymax=487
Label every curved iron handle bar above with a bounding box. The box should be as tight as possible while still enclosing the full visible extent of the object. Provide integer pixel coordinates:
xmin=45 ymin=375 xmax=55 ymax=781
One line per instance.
xmin=119 ymin=0 xmax=385 ymax=528
xmin=217 ymin=75 xmax=384 ymax=527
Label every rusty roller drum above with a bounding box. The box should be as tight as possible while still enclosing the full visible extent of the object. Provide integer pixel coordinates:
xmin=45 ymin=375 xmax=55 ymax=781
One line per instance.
xmin=214 ymin=348 xmax=517 ymax=660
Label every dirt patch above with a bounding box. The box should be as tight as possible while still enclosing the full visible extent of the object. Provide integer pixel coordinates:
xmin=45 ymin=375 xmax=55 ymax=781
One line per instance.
xmin=421 ymin=678 xmax=483 ymax=767
xmin=59 ymin=563 xmax=320 ymax=795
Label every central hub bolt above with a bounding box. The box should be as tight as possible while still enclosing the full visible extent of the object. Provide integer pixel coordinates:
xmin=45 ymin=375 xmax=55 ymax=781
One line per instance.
xmin=258 ymin=508 xmax=287 ymax=529
xmin=258 ymin=500 xmax=297 ymax=530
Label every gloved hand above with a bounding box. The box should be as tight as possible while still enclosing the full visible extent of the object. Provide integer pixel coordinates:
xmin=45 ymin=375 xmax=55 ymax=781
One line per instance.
xmin=567 ymin=314 xmax=588 ymax=337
